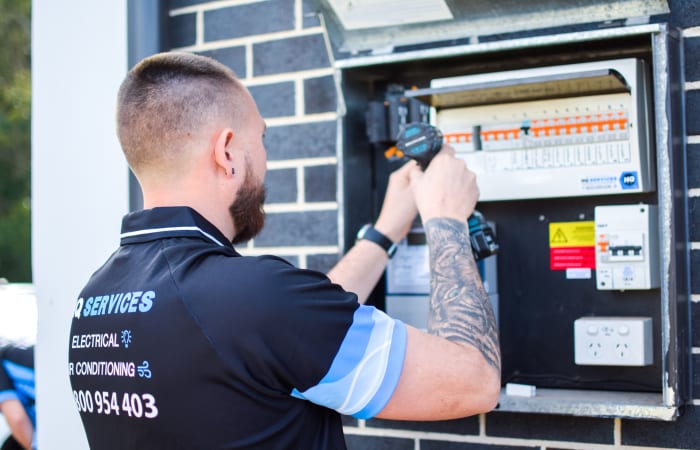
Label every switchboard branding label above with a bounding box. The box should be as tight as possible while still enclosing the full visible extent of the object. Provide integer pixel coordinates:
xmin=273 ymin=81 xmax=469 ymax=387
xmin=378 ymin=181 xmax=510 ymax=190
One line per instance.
xmin=619 ymin=171 xmax=639 ymax=189
xmin=549 ymin=221 xmax=596 ymax=271
xmin=580 ymin=175 xmax=618 ymax=191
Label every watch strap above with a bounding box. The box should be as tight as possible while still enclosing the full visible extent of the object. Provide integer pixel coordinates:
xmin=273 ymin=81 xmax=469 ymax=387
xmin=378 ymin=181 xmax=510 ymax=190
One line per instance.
xmin=357 ymin=224 xmax=398 ymax=258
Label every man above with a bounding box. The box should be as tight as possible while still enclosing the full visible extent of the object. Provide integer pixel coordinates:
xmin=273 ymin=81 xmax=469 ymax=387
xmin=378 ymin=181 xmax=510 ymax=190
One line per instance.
xmin=0 ymin=344 xmax=35 ymax=450
xmin=68 ymin=52 xmax=500 ymax=449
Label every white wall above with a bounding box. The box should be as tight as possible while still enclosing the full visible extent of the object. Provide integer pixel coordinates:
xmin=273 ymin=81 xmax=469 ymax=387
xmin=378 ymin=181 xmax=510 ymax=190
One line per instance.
xmin=32 ymin=1 xmax=128 ymax=448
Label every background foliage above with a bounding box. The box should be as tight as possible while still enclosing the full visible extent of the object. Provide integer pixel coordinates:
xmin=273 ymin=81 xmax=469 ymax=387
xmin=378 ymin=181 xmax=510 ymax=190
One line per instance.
xmin=0 ymin=0 xmax=31 ymax=281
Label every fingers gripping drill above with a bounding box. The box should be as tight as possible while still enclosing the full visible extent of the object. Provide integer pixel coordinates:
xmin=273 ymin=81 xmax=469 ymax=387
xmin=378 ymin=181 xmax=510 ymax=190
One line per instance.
xmin=395 ymin=122 xmax=499 ymax=261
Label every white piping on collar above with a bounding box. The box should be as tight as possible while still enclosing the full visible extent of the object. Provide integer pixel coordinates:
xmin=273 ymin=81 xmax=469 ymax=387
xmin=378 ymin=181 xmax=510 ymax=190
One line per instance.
xmin=120 ymin=226 xmax=225 ymax=247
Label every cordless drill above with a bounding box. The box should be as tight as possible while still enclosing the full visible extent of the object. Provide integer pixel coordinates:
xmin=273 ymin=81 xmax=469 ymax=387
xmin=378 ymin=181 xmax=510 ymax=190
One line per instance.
xmin=395 ymin=122 xmax=499 ymax=261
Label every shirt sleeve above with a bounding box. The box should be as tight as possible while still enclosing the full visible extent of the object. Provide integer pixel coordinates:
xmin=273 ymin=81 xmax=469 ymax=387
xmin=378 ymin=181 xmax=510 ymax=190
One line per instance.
xmin=180 ymin=255 xmax=408 ymax=419
xmin=290 ymin=305 xmax=407 ymax=419
xmin=0 ymin=346 xmax=35 ymax=406
xmin=0 ymin=366 xmax=19 ymax=404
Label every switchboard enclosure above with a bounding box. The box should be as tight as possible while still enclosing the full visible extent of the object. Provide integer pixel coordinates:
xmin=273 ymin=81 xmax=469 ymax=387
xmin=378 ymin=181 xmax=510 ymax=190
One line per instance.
xmin=336 ymin=24 xmax=688 ymax=420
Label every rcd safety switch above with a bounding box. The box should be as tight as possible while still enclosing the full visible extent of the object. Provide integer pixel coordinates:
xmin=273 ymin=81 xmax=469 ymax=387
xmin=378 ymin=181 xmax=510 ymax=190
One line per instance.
xmin=594 ymin=204 xmax=659 ymax=290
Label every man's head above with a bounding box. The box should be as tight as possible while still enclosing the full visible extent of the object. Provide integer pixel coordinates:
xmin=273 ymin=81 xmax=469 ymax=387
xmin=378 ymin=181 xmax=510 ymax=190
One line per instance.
xmin=117 ymin=52 xmax=246 ymax=175
xmin=116 ymin=52 xmax=268 ymax=243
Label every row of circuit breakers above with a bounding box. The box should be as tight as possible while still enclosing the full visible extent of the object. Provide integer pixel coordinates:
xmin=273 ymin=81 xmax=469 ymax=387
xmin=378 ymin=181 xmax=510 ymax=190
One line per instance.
xmin=371 ymin=59 xmax=659 ymax=368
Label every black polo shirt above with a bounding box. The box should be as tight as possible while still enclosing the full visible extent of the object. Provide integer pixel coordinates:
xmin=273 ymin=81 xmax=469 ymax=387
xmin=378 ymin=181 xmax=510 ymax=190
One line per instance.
xmin=0 ymin=344 xmax=35 ymax=427
xmin=68 ymin=207 xmax=406 ymax=450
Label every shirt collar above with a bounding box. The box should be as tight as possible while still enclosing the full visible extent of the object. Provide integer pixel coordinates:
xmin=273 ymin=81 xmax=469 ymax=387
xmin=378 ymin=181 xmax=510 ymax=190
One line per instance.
xmin=120 ymin=206 xmax=234 ymax=249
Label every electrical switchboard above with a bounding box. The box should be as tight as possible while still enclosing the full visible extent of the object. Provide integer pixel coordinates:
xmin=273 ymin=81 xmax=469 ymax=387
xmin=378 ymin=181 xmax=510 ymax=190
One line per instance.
xmin=338 ymin=25 xmax=687 ymax=420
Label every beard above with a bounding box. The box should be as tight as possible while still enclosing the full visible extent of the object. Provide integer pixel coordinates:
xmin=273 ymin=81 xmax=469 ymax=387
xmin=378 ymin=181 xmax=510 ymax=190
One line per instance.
xmin=229 ymin=169 xmax=266 ymax=244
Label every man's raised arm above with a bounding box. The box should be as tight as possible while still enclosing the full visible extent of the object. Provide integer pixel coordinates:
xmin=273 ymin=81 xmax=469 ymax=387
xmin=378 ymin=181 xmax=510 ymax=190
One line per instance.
xmin=376 ymin=146 xmax=501 ymax=420
xmin=327 ymin=161 xmax=417 ymax=303
xmin=425 ymin=217 xmax=500 ymax=371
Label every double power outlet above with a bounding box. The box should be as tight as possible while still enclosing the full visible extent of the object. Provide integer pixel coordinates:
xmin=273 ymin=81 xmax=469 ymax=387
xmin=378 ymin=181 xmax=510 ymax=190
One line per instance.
xmin=574 ymin=317 xmax=653 ymax=366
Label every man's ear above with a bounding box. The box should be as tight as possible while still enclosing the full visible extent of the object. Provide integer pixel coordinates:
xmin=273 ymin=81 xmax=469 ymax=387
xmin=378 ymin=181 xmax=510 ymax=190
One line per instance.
xmin=213 ymin=128 xmax=235 ymax=177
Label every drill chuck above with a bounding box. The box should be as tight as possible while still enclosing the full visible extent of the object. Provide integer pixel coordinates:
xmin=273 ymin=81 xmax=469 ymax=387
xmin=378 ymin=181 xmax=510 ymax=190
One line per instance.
xmin=395 ymin=122 xmax=499 ymax=261
xmin=395 ymin=122 xmax=443 ymax=170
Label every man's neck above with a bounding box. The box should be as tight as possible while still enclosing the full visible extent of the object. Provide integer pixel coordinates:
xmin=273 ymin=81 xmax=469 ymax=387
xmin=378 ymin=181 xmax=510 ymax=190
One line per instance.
xmin=143 ymin=191 xmax=235 ymax=242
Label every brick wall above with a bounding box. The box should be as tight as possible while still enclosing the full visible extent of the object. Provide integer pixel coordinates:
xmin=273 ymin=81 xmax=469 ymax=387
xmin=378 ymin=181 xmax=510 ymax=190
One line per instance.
xmin=681 ymin=0 xmax=700 ymax=443
xmin=168 ymin=0 xmax=340 ymax=272
xmin=165 ymin=0 xmax=700 ymax=448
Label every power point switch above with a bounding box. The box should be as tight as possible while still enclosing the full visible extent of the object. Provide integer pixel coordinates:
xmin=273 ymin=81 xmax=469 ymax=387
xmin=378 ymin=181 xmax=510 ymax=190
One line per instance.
xmin=574 ymin=317 xmax=653 ymax=366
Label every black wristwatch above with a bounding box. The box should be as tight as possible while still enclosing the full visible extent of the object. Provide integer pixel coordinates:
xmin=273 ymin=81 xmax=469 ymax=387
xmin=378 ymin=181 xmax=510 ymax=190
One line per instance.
xmin=356 ymin=224 xmax=398 ymax=258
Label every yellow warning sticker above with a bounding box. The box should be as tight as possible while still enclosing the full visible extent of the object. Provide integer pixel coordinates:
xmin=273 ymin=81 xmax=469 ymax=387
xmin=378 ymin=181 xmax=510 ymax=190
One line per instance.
xmin=548 ymin=221 xmax=595 ymax=248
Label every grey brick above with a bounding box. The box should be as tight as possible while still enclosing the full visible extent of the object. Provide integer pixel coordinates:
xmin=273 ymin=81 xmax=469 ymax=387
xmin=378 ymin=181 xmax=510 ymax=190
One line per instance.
xmin=304 ymin=76 xmax=337 ymax=114
xmin=422 ymin=442 xmax=537 ymax=450
xmin=622 ymin=405 xmax=700 ymax=447
xmin=255 ymin=210 xmax=337 ymax=246
xmin=264 ymin=168 xmax=297 ymax=203
xmin=694 ymin=354 xmax=700 ymax=398
xmin=689 ymin=144 xmax=700 ymax=189
xmin=167 ymin=0 xmax=210 ymax=9
xmin=690 ymin=196 xmax=700 ymax=243
xmin=253 ymin=34 xmax=329 ymax=76
xmin=307 ymin=253 xmax=340 ymax=273
xmin=305 ymin=165 xmax=337 ymax=202
xmin=345 ymin=435 xmax=413 ymax=450
xmin=545 ymin=448 xmax=594 ymax=450
xmin=249 ymin=81 xmax=295 ymax=118
xmin=302 ymin=0 xmax=321 ymax=28
xmin=198 ymin=46 xmax=246 ymax=78
xmin=204 ymin=0 xmax=294 ymax=42
xmin=168 ymin=13 xmax=196 ymax=49
xmin=692 ymin=301 xmax=700 ymax=348
xmin=693 ymin=249 xmax=700 ymax=294
xmin=340 ymin=414 xmax=357 ymax=427
xmin=486 ymin=412 xmax=613 ymax=444
xmin=685 ymin=38 xmax=700 ymax=83
xmin=366 ymin=417 xmax=479 ymax=435
xmin=669 ymin=0 xmax=700 ymax=28
xmin=265 ymin=121 xmax=336 ymax=160
xmin=687 ymin=90 xmax=700 ymax=135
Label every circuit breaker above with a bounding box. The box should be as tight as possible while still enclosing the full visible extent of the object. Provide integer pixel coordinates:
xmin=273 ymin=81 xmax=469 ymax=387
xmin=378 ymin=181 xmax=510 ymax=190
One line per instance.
xmin=595 ymin=204 xmax=659 ymax=290
xmin=413 ymin=58 xmax=655 ymax=201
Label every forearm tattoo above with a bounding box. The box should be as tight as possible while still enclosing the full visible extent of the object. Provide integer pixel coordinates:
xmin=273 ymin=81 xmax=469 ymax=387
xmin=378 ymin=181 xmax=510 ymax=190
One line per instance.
xmin=425 ymin=217 xmax=501 ymax=371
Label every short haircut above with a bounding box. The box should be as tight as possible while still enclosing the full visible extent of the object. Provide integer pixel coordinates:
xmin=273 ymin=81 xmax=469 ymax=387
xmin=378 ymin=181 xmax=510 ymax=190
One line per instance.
xmin=116 ymin=52 xmax=247 ymax=173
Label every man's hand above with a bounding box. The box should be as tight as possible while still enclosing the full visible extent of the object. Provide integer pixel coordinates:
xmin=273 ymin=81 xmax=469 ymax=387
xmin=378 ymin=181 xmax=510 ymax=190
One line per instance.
xmin=408 ymin=145 xmax=479 ymax=223
xmin=374 ymin=160 xmax=419 ymax=242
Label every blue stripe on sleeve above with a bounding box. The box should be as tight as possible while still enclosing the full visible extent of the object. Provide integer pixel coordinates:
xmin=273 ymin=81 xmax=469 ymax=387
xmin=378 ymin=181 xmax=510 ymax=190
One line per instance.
xmin=351 ymin=320 xmax=407 ymax=419
xmin=0 ymin=389 xmax=19 ymax=404
xmin=310 ymin=305 xmax=374 ymax=384
xmin=3 ymin=361 xmax=35 ymax=401
xmin=291 ymin=305 xmax=407 ymax=418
